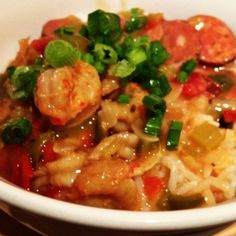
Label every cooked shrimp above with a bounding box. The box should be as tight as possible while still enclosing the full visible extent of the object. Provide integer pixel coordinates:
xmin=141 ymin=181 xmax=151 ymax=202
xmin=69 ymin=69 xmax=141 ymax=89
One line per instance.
xmin=74 ymin=159 xmax=130 ymax=196
xmin=74 ymin=159 xmax=141 ymax=210
xmin=98 ymin=82 xmax=148 ymax=131
xmin=34 ymin=61 xmax=101 ymax=125
xmin=113 ymin=179 xmax=141 ymax=210
xmin=33 ymin=150 xmax=87 ymax=189
xmin=89 ymin=132 xmax=139 ymax=161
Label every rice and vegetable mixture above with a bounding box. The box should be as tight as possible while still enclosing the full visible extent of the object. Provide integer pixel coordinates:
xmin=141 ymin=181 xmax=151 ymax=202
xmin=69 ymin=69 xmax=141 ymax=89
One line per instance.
xmin=0 ymin=8 xmax=236 ymax=211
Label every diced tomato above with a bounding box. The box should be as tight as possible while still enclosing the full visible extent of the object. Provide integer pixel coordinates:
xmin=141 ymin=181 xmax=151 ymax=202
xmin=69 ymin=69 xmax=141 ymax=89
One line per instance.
xmin=5 ymin=145 xmax=34 ymax=190
xmin=223 ymin=109 xmax=236 ymax=123
xmin=143 ymin=176 xmax=164 ymax=200
xmin=181 ymin=72 xmax=208 ymax=98
xmin=41 ymin=141 xmax=59 ymax=164
xmin=30 ymin=35 xmax=56 ymax=54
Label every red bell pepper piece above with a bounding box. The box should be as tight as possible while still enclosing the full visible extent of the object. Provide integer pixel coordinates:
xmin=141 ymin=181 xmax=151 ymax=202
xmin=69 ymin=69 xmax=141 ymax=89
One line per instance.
xmin=8 ymin=145 xmax=33 ymax=190
xmin=143 ymin=176 xmax=164 ymax=200
xmin=223 ymin=109 xmax=236 ymax=123
xmin=41 ymin=141 xmax=59 ymax=164
xmin=181 ymin=72 xmax=208 ymax=98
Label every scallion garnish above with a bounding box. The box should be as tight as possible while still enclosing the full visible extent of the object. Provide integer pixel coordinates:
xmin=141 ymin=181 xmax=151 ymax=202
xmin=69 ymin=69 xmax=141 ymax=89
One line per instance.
xmin=79 ymin=25 xmax=89 ymax=38
xmin=44 ymin=39 xmax=80 ymax=68
xmin=94 ymin=43 xmax=118 ymax=64
xmin=125 ymin=8 xmax=147 ymax=32
xmin=8 ymin=66 xmax=40 ymax=101
xmin=177 ymin=71 xmax=189 ymax=83
xmin=93 ymin=61 xmax=105 ymax=74
xmin=166 ymin=120 xmax=183 ymax=150
xmin=149 ymin=41 xmax=170 ymax=66
xmin=87 ymin=10 xmax=122 ymax=44
xmin=1 ymin=118 xmax=32 ymax=144
xmin=177 ymin=59 xmax=197 ymax=83
xmin=142 ymin=94 xmax=166 ymax=114
xmin=118 ymin=94 xmax=131 ymax=104
xmin=7 ymin=66 xmax=16 ymax=78
xmin=144 ymin=114 xmax=164 ymax=136
xmin=126 ymin=47 xmax=147 ymax=66
xmin=181 ymin=59 xmax=197 ymax=74
xmin=82 ymin=52 xmax=95 ymax=65
xmin=108 ymin=59 xmax=136 ymax=78
xmin=55 ymin=26 xmax=76 ymax=38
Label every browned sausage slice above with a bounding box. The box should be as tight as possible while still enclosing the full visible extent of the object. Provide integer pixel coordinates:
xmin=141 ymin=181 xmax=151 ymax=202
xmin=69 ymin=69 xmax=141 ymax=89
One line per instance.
xmin=161 ymin=20 xmax=200 ymax=63
xmin=188 ymin=15 xmax=236 ymax=65
xmin=139 ymin=14 xmax=164 ymax=41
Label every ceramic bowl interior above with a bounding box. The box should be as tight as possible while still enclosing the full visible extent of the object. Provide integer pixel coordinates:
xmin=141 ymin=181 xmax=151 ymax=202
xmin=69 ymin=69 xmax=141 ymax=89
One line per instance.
xmin=0 ymin=0 xmax=236 ymax=233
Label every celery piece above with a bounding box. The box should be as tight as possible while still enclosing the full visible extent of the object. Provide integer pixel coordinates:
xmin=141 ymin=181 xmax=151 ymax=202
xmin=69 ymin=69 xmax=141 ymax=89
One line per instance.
xmin=190 ymin=122 xmax=224 ymax=150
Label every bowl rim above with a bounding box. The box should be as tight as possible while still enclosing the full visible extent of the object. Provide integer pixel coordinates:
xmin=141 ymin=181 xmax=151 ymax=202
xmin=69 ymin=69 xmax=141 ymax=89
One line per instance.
xmin=0 ymin=179 xmax=236 ymax=231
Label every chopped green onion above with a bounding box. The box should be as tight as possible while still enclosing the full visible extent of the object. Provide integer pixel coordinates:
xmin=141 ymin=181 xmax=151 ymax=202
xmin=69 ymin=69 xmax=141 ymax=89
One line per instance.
xmin=144 ymin=114 xmax=164 ymax=136
xmin=93 ymin=61 xmax=105 ymax=74
xmin=87 ymin=10 xmax=122 ymax=43
xmin=9 ymin=66 xmax=40 ymax=101
xmin=149 ymin=41 xmax=169 ymax=66
xmin=177 ymin=71 xmax=189 ymax=83
xmin=126 ymin=47 xmax=147 ymax=65
xmin=118 ymin=94 xmax=131 ymax=104
xmin=151 ymin=87 xmax=163 ymax=97
xmin=34 ymin=57 xmax=44 ymax=66
xmin=133 ymin=36 xmax=151 ymax=50
xmin=142 ymin=94 xmax=166 ymax=114
xmin=79 ymin=25 xmax=89 ymax=38
xmin=166 ymin=120 xmax=183 ymax=150
xmin=108 ymin=59 xmax=135 ymax=78
xmin=82 ymin=52 xmax=95 ymax=65
xmin=119 ymin=36 xmax=150 ymax=58
xmin=7 ymin=66 xmax=16 ymax=78
xmin=142 ymin=78 xmax=159 ymax=90
xmin=177 ymin=59 xmax=197 ymax=83
xmin=54 ymin=26 xmax=76 ymax=37
xmin=125 ymin=8 xmax=147 ymax=32
xmin=1 ymin=118 xmax=32 ymax=144
xmin=181 ymin=59 xmax=197 ymax=74
xmin=94 ymin=43 xmax=118 ymax=64
xmin=155 ymin=75 xmax=172 ymax=97
xmin=44 ymin=40 xmax=80 ymax=68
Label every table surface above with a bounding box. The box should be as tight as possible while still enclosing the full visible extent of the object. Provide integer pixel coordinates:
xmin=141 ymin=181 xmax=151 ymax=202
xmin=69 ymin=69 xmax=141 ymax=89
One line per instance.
xmin=0 ymin=209 xmax=234 ymax=236
xmin=0 ymin=210 xmax=41 ymax=236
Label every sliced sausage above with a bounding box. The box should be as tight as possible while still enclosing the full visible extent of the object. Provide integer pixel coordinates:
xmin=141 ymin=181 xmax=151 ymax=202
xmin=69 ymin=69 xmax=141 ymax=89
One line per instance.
xmin=139 ymin=14 xmax=164 ymax=41
xmin=161 ymin=20 xmax=200 ymax=63
xmin=188 ymin=15 xmax=236 ymax=65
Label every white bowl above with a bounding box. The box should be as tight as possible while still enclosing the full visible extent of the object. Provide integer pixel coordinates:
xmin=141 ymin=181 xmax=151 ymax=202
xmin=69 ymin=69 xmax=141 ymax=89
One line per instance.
xmin=0 ymin=0 xmax=236 ymax=235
